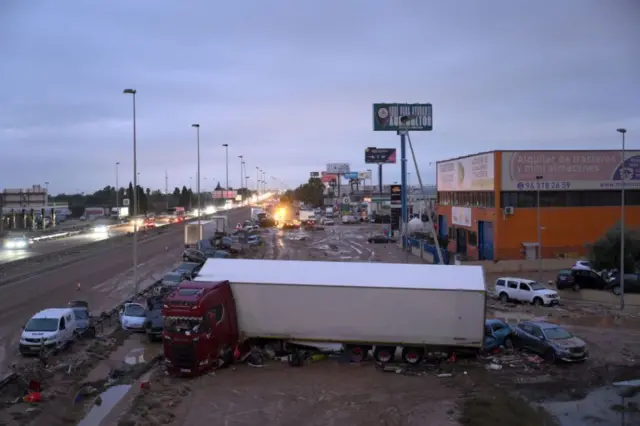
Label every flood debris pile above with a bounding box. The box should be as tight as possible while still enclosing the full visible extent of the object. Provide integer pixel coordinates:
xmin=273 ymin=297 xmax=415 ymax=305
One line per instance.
xmin=458 ymin=392 xmax=558 ymax=426
xmin=116 ymin=369 xmax=192 ymax=426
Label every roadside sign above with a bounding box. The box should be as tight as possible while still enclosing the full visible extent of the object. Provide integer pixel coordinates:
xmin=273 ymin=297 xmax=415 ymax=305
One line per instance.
xmin=343 ymin=172 xmax=358 ymax=180
xmin=327 ymin=163 xmax=350 ymax=174
xmin=310 ymin=171 xmax=320 ymax=177
xmin=365 ymin=147 xmax=397 ymax=164
xmin=342 ymin=196 xmax=350 ymax=204
xmin=389 ymin=184 xmax=402 ymax=208
xmin=122 ymin=198 xmax=130 ymax=206
xmin=371 ymin=195 xmax=390 ymax=202
xmin=373 ymin=103 xmax=433 ymax=131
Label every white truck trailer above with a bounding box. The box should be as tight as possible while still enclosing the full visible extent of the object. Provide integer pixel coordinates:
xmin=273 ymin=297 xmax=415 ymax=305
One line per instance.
xmin=184 ymin=217 xmax=228 ymax=247
xmin=193 ymin=258 xmax=486 ymax=364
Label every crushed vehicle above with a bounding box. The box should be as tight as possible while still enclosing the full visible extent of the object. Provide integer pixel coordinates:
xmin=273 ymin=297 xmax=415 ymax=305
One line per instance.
xmin=162 ymin=258 xmax=486 ymax=376
xmin=513 ymin=320 xmax=588 ymax=362
xmin=145 ymin=296 xmax=164 ymax=342
xmin=182 ymin=248 xmax=207 ymax=264
xmin=160 ymin=271 xmax=191 ymax=292
xmin=174 ymin=261 xmax=202 ymax=279
xmin=119 ymin=303 xmax=147 ymax=331
xmin=483 ymin=319 xmax=514 ymax=352
xmin=68 ymin=300 xmax=96 ymax=338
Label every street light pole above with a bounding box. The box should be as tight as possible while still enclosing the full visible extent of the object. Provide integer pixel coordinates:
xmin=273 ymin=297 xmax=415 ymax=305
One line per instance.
xmin=116 ymin=162 xmax=120 ymax=209
xmin=192 ymin=124 xmax=201 ymax=232
xmin=535 ymin=175 xmax=543 ymax=284
xmin=617 ymin=127 xmax=627 ymax=310
xmin=222 ymin=144 xmax=229 ymax=190
xmin=123 ymin=88 xmax=139 ymax=297
xmin=238 ymin=155 xmax=244 ymax=189
xmin=44 ymin=181 xmax=50 ymax=211
xmin=256 ymin=167 xmax=259 ymax=193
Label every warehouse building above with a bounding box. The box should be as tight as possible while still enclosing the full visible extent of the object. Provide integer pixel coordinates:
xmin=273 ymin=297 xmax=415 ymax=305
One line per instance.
xmin=435 ymin=150 xmax=640 ymax=261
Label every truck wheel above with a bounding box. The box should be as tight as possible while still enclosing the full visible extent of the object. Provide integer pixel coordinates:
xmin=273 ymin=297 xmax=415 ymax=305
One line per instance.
xmin=401 ymin=347 xmax=423 ymax=365
xmin=373 ymin=346 xmax=395 ymax=363
xmin=346 ymin=345 xmax=367 ymax=363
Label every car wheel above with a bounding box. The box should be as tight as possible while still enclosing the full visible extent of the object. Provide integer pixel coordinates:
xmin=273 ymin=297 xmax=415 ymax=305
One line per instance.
xmin=532 ymin=297 xmax=544 ymax=307
xmin=612 ymin=286 xmax=622 ymax=296
xmin=503 ymin=337 xmax=514 ymax=349
xmin=499 ymin=292 xmax=509 ymax=303
xmin=572 ymin=283 xmax=580 ymax=292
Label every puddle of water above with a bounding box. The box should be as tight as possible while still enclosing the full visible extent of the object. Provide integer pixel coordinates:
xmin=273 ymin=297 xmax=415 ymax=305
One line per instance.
xmin=77 ymin=384 xmax=132 ymax=426
xmin=541 ymin=384 xmax=640 ymax=426
xmin=86 ymin=334 xmax=159 ymax=382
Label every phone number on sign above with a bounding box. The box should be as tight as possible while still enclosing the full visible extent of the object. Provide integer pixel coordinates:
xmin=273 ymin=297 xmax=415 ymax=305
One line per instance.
xmin=516 ymin=181 xmax=571 ymax=190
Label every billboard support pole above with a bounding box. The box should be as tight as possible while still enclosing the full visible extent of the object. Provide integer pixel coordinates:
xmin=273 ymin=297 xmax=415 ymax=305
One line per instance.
xmin=400 ymin=131 xmax=408 ymax=250
xmin=378 ymin=164 xmax=383 ymax=194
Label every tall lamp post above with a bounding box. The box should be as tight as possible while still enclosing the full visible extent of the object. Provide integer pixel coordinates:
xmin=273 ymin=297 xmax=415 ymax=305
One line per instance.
xmin=617 ymin=127 xmax=627 ymax=310
xmin=123 ymin=88 xmax=139 ymax=297
xmin=116 ymin=162 xmax=120 ymax=209
xmin=44 ymin=181 xmax=50 ymax=210
xmin=255 ymin=167 xmax=259 ymax=193
xmin=238 ymin=155 xmax=244 ymax=189
xmin=192 ymin=124 xmax=201 ymax=230
xmin=535 ymin=175 xmax=543 ymax=284
xmin=222 ymin=144 xmax=229 ymax=190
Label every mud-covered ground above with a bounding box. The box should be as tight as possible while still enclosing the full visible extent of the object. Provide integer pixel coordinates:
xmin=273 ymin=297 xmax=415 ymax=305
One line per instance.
xmin=3 ymin=222 xmax=640 ymax=426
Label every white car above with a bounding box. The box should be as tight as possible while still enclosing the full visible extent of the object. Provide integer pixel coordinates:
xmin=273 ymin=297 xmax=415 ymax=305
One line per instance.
xmin=321 ymin=218 xmax=335 ymax=226
xmin=119 ymin=303 xmax=147 ymax=330
xmin=20 ymin=308 xmax=77 ymax=355
xmin=494 ymin=277 xmax=560 ymax=306
xmin=573 ymin=260 xmax=592 ymax=270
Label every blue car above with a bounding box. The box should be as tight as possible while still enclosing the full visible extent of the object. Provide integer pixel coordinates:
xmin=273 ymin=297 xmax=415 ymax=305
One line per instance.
xmin=483 ymin=319 xmax=515 ymax=352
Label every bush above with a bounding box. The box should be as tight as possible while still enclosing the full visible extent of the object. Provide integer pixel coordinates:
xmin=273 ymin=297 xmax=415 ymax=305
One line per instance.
xmin=588 ymin=224 xmax=640 ymax=272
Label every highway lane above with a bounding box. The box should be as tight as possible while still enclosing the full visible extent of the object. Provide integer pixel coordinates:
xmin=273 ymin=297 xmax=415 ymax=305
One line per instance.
xmin=0 ymin=206 xmax=252 ymax=377
xmin=0 ymin=232 xmax=113 ymax=264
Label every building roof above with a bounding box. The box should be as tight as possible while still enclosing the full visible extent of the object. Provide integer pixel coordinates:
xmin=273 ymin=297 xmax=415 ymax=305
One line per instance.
xmin=194 ymin=259 xmax=485 ymax=292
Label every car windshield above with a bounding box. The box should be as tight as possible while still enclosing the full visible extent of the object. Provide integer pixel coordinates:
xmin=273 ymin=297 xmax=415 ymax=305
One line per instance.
xmin=529 ymin=282 xmax=546 ymax=290
xmin=164 ymin=317 xmax=202 ymax=334
xmin=544 ymin=327 xmax=573 ymax=340
xmin=123 ymin=304 xmax=146 ymax=317
xmin=25 ymin=318 xmax=59 ymax=332
xmin=73 ymin=309 xmax=89 ymax=320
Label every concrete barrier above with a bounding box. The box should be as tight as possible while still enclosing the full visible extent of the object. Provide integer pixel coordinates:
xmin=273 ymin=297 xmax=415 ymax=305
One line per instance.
xmin=558 ymin=288 xmax=640 ymax=307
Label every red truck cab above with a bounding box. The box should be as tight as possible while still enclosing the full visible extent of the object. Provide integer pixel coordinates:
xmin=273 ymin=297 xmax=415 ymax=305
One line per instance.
xmin=162 ymin=280 xmax=238 ymax=375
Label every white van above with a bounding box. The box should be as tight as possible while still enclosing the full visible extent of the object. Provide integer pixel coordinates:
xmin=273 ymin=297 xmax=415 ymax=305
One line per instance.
xmin=20 ymin=308 xmax=77 ymax=355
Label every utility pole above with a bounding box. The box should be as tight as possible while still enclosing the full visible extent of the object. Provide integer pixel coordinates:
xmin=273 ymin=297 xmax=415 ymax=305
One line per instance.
xmin=536 ymin=175 xmax=543 ymax=284
xmin=123 ymin=88 xmax=138 ymax=297
xmin=165 ymin=170 xmax=169 ymax=211
xmin=238 ymin=155 xmax=244 ymax=190
xmin=223 ymin=144 xmax=229 ymax=190
xmin=617 ymin=127 xmax=627 ymax=310
xmin=116 ymin=162 xmax=120 ymax=209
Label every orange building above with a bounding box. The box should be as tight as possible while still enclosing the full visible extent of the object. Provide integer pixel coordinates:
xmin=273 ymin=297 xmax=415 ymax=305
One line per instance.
xmin=435 ymin=150 xmax=640 ymax=261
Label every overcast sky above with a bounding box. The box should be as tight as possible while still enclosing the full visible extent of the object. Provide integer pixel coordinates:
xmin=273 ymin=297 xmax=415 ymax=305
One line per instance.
xmin=1 ymin=0 xmax=638 ymax=194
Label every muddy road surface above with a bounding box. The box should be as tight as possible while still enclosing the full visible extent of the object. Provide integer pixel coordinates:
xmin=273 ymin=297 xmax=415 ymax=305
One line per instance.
xmin=2 ymin=220 xmax=639 ymax=426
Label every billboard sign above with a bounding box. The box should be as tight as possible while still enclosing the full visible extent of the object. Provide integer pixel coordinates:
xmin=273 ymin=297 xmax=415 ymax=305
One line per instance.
xmin=501 ymin=150 xmax=640 ymax=191
xmin=326 ymin=163 xmax=350 ymax=174
xmin=373 ymin=103 xmax=433 ymax=131
xmin=365 ymin=147 xmax=397 ymax=164
xmin=358 ymin=171 xmax=372 ymax=180
xmin=310 ymin=171 xmax=320 ymax=177
xmin=213 ymin=190 xmax=238 ymax=199
xmin=437 ymin=153 xmax=495 ymax=191
xmin=390 ymin=184 xmax=402 ymax=209
xmin=343 ymin=172 xmax=358 ymax=180
xmin=321 ymin=173 xmax=338 ymax=184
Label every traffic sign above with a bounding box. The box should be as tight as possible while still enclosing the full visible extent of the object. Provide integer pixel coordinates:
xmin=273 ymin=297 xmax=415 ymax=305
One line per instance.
xmin=122 ymin=198 xmax=130 ymax=206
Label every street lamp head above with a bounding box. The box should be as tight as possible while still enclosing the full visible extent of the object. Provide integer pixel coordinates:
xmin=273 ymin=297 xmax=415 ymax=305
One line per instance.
xmin=238 ymin=155 xmax=243 ymax=158
xmin=191 ymin=124 xmax=200 ymax=128
xmin=123 ymin=89 xmax=136 ymax=94
xmin=617 ymin=128 xmax=627 ymax=134
xmin=222 ymin=144 xmax=228 ymax=147
xmin=116 ymin=161 xmax=120 ymax=165
xmin=535 ymin=176 xmax=543 ymax=180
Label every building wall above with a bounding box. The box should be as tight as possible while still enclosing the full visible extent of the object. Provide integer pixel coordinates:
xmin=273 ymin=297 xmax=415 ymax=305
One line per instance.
xmin=495 ymin=206 xmax=640 ymax=259
xmin=435 ymin=205 xmax=498 ymax=259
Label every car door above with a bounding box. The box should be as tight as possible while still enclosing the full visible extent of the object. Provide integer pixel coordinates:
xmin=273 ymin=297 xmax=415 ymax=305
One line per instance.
xmin=507 ymin=280 xmax=519 ymax=300
xmin=516 ymin=324 xmax=535 ymax=350
xmin=528 ymin=325 xmax=547 ymax=354
xmin=491 ymin=321 xmax=510 ymax=344
xmin=518 ymin=282 xmax=533 ymax=303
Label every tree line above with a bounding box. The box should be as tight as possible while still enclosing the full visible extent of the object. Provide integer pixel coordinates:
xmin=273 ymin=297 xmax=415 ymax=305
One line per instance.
xmin=279 ymin=177 xmax=325 ymax=207
xmin=52 ymin=182 xmax=255 ymax=216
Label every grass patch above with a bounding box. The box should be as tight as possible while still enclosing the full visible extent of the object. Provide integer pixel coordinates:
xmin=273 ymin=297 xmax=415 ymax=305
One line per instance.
xmin=458 ymin=392 xmax=557 ymax=426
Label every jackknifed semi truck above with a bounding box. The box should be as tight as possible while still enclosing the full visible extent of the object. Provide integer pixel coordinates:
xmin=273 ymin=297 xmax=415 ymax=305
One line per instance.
xmin=161 ymin=258 xmax=486 ymax=375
